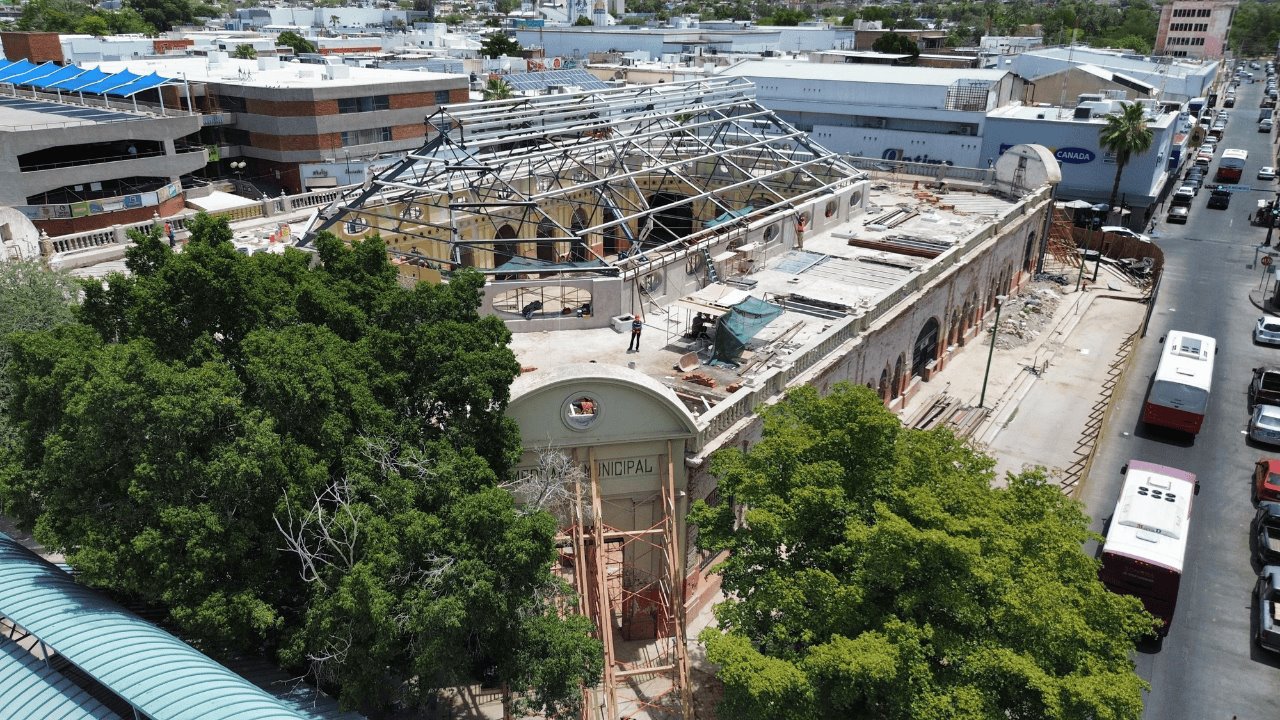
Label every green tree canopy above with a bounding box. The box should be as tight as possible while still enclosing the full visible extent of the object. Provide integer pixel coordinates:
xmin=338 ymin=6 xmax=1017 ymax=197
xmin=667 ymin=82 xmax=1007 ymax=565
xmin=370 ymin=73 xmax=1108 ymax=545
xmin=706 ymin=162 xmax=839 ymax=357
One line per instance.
xmin=481 ymin=31 xmax=522 ymax=58
xmin=0 ymin=259 xmax=77 ymax=449
xmin=276 ymin=30 xmax=317 ymax=55
xmin=232 ymin=43 xmax=257 ymax=59
xmin=124 ymin=0 xmax=216 ymax=31
xmin=483 ymin=77 xmax=514 ymax=100
xmin=763 ymin=8 xmax=809 ymax=26
xmin=574 ymin=14 xmax=595 ymax=26
xmin=17 ymin=0 xmax=156 ymax=33
xmin=872 ymin=31 xmax=920 ymax=59
xmin=1231 ymin=0 xmax=1280 ymax=56
xmin=691 ymin=384 xmax=1154 ymax=720
xmin=0 ymin=217 xmax=599 ymax=715
xmin=1098 ymin=102 xmax=1153 ymax=210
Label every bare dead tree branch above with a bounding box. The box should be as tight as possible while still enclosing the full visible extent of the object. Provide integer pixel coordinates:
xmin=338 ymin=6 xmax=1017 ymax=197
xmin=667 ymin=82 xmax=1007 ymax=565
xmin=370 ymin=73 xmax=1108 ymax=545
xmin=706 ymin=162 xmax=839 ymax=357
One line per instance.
xmin=500 ymin=441 xmax=590 ymax=525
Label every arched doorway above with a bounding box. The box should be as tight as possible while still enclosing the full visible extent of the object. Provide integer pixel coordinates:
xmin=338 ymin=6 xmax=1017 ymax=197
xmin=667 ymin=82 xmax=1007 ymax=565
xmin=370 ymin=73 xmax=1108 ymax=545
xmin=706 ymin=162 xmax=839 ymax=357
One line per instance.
xmin=646 ymin=192 xmax=693 ymax=247
xmin=571 ymin=208 xmax=590 ymax=263
xmin=879 ymin=368 xmax=890 ymax=403
xmin=604 ymin=209 xmax=625 ymax=257
xmin=1023 ymin=230 xmax=1038 ymax=271
xmin=494 ymin=224 xmax=519 ymax=280
xmin=536 ymin=219 xmax=557 ymax=263
xmin=949 ymin=308 xmax=961 ymax=346
xmin=912 ymin=317 xmax=940 ymax=379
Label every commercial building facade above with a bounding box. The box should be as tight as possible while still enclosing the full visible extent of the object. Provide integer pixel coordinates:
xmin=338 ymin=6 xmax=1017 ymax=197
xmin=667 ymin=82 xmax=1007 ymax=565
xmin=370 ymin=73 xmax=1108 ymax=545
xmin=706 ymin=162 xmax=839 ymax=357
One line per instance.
xmin=1155 ymin=0 xmax=1238 ymax=59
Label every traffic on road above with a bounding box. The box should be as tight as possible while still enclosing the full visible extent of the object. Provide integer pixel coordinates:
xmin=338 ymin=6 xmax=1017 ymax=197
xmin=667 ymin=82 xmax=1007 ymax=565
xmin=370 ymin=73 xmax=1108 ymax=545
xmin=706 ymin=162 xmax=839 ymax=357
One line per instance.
xmin=1080 ymin=58 xmax=1280 ymax=720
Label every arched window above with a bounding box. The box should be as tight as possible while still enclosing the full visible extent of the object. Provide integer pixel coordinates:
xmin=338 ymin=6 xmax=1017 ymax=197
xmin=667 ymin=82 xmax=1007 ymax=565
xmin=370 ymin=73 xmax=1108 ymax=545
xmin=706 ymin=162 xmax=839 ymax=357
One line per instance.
xmin=891 ymin=354 xmax=905 ymax=399
xmin=879 ymin=368 xmax=890 ymax=402
xmin=912 ymin=317 xmax=940 ymax=378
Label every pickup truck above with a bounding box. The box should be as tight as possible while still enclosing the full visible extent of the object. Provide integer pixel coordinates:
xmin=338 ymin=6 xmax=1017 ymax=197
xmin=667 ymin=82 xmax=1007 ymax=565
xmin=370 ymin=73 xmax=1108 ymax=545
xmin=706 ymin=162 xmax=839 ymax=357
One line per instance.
xmin=1256 ymin=565 xmax=1280 ymax=653
xmin=1249 ymin=367 xmax=1280 ymax=407
xmin=1207 ymin=186 xmax=1232 ymax=209
xmin=1254 ymin=502 xmax=1280 ymax=564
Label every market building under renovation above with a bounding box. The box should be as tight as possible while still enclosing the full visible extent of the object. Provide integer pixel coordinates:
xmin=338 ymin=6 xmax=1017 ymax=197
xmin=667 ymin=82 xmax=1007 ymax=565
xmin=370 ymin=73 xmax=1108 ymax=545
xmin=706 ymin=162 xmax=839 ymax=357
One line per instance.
xmin=308 ymin=77 xmax=1062 ymax=720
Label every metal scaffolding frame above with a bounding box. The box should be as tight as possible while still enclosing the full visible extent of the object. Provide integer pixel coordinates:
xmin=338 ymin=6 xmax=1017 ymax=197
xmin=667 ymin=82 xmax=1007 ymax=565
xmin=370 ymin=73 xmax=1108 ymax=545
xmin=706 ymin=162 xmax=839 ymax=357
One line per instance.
xmin=304 ymin=77 xmax=863 ymax=280
xmin=556 ymin=443 xmax=692 ymax=720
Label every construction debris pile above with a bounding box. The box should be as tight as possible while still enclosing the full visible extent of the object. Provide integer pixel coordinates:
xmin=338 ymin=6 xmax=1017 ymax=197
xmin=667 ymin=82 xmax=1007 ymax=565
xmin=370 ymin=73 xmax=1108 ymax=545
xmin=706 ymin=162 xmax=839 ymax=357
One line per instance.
xmin=990 ymin=283 xmax=1064 ymax=350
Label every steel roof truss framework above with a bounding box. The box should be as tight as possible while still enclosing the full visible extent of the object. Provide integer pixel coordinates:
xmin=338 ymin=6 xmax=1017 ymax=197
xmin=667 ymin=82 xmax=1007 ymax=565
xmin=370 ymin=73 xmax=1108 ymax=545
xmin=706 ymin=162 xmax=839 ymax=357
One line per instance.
xmin=308 ymin=78 xmax=861 ymax=278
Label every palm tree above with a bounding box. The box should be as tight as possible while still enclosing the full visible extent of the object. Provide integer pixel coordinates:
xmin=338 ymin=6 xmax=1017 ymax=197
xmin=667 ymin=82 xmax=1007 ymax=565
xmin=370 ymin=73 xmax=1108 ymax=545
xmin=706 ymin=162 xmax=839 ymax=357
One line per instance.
xmin=483 ymin=78 xmax=513 ymax=101
xmin=1098 ymin=101 xmax=1154 ymax=211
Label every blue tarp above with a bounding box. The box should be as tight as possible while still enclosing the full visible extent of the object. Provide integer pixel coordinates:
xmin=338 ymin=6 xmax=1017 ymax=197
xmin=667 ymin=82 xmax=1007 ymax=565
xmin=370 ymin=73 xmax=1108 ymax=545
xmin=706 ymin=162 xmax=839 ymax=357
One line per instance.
xmin=713 ymin=295 xmax=783 ymax=362
xmin=706 ymin=206 xmax=754 ymax=228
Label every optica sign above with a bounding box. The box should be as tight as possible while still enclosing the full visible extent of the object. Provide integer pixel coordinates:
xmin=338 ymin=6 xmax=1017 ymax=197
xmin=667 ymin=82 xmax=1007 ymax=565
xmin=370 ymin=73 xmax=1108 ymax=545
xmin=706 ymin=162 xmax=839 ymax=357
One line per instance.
xmin=1054 ymin=147 xmax=1096 ymax=164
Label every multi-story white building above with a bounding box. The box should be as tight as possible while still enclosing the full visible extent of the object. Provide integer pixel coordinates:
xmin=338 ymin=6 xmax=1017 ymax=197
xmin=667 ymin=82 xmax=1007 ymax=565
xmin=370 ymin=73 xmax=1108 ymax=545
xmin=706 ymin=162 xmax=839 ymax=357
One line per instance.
xmin=719 ymin=61 xmax=1027 ymax=167
xmin=1155 ymin=0 xmax=1238 ymax=59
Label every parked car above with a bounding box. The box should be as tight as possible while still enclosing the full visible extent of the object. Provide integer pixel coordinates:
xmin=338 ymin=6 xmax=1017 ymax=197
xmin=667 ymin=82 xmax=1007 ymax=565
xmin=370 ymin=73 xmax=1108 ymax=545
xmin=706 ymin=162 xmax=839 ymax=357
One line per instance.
xmin=1255 ymin=503 xmax=1280 ymax=564
xmin=1250 ymin=404 xmax=1280 ymax=446
xmin=1166 ymin=205 xmax=1190 ymax=224
xmin=1256 ymin=458 xmax=1280 ymax=503
xmin=1099 ymin=225 xmax=1151 ymax=243
xmin=1258 ymin=316 xmax=1280 ymax=345
xmin=1262 ymin=119 xmax=1274 ymax=133
xmin=1185 ymin=172 xmax=1205 ymax=190
xmin=1226 ymin=95 xmax=1237 ymax=108
xmin=1256 ymin=566 xmax=1280 ymax=653
xmin=1261 ymin=166 xmax=1277 ymax=181
xmin=1250 ymin=367 xmax=1280 ymax=407
xmin=1172 ymin=186 xmax=1196 ymax=205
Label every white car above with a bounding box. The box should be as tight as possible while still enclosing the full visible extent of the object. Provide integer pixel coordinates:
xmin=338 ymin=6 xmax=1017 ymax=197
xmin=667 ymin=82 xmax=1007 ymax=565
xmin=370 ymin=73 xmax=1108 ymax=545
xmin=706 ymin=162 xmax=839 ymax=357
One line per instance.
xmin=1261 ymin=166 xmax=1277 ymax=181
xmin=1258 ymin=316 xmax=1280 ymax=345
xmin=1099 ymin=226 xmax=1152 ymax=243
xmin=1251 ymin=404 xmax=1280 ymax=446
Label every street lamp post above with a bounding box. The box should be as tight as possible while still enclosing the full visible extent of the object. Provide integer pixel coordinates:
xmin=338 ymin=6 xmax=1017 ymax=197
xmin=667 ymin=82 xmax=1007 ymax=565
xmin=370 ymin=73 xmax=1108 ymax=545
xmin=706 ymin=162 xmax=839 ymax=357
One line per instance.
xmin=1267 ymin=190 xmax=1280 ymax=247
xmin=230 ymin=160 xmax=246 ymax=191
xmin=978 ymin=295 xmax=1008 ymax=409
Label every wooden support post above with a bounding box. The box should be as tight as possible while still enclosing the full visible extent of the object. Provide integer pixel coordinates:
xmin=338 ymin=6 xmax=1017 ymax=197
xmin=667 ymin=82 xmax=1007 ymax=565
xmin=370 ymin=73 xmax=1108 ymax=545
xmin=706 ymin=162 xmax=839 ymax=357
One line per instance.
xmin=665 ymin=440 xmax=694 ymax=719
xmin=589 ymin=447 xmax=619 ymax=720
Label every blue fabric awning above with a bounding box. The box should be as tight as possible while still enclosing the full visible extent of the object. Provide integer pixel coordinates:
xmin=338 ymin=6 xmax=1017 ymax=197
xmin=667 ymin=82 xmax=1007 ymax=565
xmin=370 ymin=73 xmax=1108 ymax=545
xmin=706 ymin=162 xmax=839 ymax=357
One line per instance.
xmin=25 ymin=64 xmax=88 ymax=90
xmin=105 ymin=71 xmax=171 ymax=97
xmin=3 ymin=61 xmax=60 ymax=86
xmin=0 ymin=60 xmax=38 ymax=83
xmin=75 ymin=69 xmax=141 ymax=95
xmin=48 ymin=67 xmax=111 ymax=91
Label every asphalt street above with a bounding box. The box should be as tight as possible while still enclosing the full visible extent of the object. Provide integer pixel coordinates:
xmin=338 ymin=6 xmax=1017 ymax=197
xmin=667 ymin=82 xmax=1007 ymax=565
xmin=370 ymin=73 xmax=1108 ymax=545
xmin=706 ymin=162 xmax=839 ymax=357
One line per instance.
xmin=1077 ymin=70 xmax=1280 ymax=720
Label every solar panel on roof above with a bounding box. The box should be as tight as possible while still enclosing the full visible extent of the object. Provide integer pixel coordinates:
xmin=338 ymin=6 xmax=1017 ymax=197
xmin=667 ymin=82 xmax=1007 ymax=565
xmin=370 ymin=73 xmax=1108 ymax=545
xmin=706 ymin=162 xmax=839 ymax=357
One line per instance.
xmin=500 ymin=68 xmax=612 ymax=92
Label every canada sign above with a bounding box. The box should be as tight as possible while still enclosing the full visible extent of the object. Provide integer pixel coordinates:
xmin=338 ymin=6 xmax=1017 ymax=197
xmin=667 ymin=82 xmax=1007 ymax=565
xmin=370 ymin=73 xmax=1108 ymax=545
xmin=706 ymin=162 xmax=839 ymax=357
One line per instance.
xmin=999 ymin=144 xmax=1096 ymax=164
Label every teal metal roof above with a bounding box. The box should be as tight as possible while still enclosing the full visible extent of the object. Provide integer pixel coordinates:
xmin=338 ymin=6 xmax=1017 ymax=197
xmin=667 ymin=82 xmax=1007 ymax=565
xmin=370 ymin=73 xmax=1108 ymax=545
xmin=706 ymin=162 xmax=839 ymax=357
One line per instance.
xmin=0 ymin=640 xmax=121 ymax=720
xmin=0 ymin=533 xmax=308 ymax=720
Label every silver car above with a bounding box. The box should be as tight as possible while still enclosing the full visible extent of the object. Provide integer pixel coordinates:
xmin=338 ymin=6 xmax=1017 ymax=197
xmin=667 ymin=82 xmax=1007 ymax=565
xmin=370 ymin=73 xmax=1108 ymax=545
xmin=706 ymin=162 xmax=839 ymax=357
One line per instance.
xmin=1258 ymin=316 xmax=1280 ymax=346
xmin=1251 ymin=404 xmax=1280 ymax=446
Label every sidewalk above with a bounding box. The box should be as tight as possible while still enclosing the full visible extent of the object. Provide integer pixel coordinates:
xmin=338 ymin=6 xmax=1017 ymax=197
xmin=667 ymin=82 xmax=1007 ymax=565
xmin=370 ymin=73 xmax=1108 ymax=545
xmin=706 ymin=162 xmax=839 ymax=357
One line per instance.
xmin=898 ymin=261 xmax=1149 ymax=489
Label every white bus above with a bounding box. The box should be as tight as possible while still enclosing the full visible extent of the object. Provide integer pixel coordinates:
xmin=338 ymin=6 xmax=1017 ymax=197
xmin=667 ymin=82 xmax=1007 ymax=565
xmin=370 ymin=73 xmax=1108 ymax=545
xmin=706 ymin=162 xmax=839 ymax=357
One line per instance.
xmin=1217 ymin=148 xmax=1248 ymax=182
xmin=1141 ymin=330 xmax=1215 ymax=435
xmin=1100 ymin=460 xmax=1197 ymax=636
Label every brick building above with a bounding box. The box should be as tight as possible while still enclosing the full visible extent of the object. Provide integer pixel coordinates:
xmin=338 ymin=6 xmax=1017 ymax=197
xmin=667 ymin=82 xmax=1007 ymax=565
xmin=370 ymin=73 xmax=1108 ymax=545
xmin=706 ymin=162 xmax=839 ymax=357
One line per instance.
xmin=97 ymin=54 xmax=469 ymax=194
xmin=1154 ymin=0 xmax=1238 ymax=59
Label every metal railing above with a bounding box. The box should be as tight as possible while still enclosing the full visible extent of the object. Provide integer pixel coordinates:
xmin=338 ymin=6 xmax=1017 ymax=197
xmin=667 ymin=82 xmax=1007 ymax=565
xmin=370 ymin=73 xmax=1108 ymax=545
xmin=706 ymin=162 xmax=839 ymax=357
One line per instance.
xmin=43 ymin=183 xmax=361 ymax=255
xmin=842 ymin=155 xmax=995 ymax=183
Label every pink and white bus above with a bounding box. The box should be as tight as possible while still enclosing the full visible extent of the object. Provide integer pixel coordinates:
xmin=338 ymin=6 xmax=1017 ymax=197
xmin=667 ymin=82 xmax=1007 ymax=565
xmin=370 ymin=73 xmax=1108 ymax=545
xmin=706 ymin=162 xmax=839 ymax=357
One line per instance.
xmin=1099 ymin=460 xmax=1197 ymax=636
